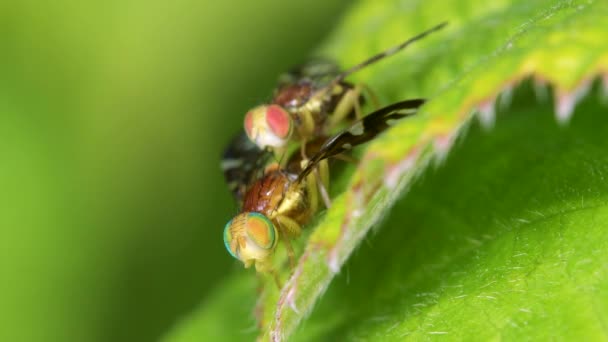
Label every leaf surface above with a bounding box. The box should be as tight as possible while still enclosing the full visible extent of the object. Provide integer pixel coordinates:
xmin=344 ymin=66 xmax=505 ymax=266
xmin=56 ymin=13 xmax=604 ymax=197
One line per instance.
xmin=163 ymin=0 xmax=608 ymax=340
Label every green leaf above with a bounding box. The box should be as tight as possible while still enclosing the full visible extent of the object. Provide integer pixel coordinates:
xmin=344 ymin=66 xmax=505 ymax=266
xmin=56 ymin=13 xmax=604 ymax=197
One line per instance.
xmin=291 ymin=91 xmax=608 ymax=341
xmin=163 ymin=0 xmax=608 ymax=340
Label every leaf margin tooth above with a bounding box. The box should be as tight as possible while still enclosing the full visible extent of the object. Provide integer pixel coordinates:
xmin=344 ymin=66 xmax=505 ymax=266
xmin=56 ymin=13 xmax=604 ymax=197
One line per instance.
xmin=554 ymin=79 xmax=593 ymax=125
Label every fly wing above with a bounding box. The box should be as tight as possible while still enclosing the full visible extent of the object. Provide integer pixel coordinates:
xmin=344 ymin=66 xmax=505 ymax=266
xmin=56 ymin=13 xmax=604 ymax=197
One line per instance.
xmin=221 ymin=131 xmax=273 ymax=202
xmin=273 ymin=59 xmax=345 ymax=112
xmin=298 ymin=98 xmax=425 ymax=181
xmin=277 ymin=58 xmax=340 ymax=89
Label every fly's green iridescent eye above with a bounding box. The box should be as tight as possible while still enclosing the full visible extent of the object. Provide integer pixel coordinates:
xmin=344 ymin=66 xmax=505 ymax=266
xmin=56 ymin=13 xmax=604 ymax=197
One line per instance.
xmin=223 ymin=213 xmax=277 ymax=263
xmin=245 ymin=213 xmax=276 ymax=250
xmin=223 ymin=219 xmax=238 ymax=260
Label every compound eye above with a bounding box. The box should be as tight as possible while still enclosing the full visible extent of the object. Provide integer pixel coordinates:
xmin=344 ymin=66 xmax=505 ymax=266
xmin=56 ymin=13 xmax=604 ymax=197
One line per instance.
xmin=265 ymin=105 xmax=292 ymax=140
xmin=245 ymin=212 xmax=276 ymax=250
xmin=223 ymin=219 xmax=239 ymax=260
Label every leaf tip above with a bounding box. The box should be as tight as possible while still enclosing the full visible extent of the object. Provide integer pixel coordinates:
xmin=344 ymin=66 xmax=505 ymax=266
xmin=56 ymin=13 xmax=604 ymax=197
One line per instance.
xmin=497 ymin=84 xmax=515 ymax=110
xmin=477 ymin=99 xmax=497 ymax=129
xmin=433 ymin=133 xmax=457 ymax=164
xmin=327 ymin=242 xmax=341 ymax=273
xmin=533 ymin=77 xmax=550 ymax=103
xmin=554 ymin=80 xmax=592 ymax=125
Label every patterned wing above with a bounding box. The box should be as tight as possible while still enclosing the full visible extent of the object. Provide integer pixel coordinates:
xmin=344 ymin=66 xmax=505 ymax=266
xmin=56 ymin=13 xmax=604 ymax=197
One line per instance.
xmin=298 ymin=99 xmax=426 ymax=181
xmin=221 ymin=131 xmax=273 ymax=202
xmin=277 ymin=58 xmax=340 ymax=89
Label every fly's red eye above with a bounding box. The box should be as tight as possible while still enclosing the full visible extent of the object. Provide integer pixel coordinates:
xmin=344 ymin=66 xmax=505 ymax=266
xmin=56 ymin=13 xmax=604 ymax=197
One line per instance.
xmin=265 ymin=105 xmax=292 ymax=139
xmin=244 ymin=111 xmax=255 ymax=138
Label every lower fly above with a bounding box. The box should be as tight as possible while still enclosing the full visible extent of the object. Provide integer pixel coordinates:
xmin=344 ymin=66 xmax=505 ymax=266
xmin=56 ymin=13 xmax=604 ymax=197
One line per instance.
xmin=223 ymin=99 xmax=426 ymax=286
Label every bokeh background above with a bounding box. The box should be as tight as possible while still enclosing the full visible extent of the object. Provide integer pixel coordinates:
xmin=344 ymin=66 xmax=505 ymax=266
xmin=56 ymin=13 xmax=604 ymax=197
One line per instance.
xmin=0 ymin=1 xmax=350 ymax=341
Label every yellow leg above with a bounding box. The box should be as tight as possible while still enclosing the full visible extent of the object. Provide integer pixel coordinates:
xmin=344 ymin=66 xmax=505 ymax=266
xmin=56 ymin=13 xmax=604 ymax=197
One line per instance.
xmin=275 ymin=215 xmax=302 ymax=237
xmin=300 ymin=139 xmax=308 ymax=161
xmin=275 ymin=215 xmax=302 ymax=269
xmin=315 ymin=172 xmax=331 ymax=209
xmin=271 ymin=270 xmax=282 ymax=289
xmin=281 ymin=232 xmax=296 ymax=269
xmin=254 ymin=258 xmax=282 ymax=288
xmin=327 ymin=84 xmax=363 ymax=129
xmin=318 ymin=159 xmax=330 ymax=190
xmin=314 ymin=160 xmax=331 ymax=209
xmin=298 ymin=157 xmax=320 ymax=217
xmin=306 ymin=169 xmax=319 ymax=216
xmin=298 ymin=109 xmax=316 ymax=141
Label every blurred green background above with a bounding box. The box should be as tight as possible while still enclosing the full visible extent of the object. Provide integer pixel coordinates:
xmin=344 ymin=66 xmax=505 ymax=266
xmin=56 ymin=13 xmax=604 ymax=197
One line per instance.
xmin=0 ymin=1 xmax=350 ymax=341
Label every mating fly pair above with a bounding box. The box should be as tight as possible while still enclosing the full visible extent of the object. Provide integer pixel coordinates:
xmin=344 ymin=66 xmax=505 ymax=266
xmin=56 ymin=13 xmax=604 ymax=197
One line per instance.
xmin=221 ymin=23 xmax=446 ymax=285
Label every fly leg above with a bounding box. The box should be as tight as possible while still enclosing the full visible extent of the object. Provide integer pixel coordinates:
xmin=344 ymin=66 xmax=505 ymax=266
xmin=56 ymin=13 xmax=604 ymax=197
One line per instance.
xmin=300 ymin=144 xmax=329 ymax=210
xmin=300 ymin=140 xmax=308 ymax=162
xmin=314 ymin=159 xmax=331 ymax=209
xmin=254 ymin=258 xmax=282 ymax=289
xmin=327 ymin=84 xmax=364 ymax=129
xmin=297 ymin=109 xmax=316 ymax=160
xmin=275 ymin=215 xmax=302 ymax=269
xmin=270 ymin=269 xmax=282 ymax=289
xmin=300 ymin=160 xmax=320 ymax=215
xmin=328 ymin=82 xmax=383 ymax=131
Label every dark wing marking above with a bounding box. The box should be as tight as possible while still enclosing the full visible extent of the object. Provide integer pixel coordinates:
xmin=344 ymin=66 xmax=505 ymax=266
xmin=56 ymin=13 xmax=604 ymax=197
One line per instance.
xmin=297 ymin=99 xmax=426 ymax=181
xmin=221 ymin=131 xmax=273 ymax=201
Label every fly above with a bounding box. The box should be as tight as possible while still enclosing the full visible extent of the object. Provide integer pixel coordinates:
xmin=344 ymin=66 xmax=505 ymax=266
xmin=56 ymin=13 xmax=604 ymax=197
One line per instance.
xmin=243 ymin=22 xmax=446 ymax=157
xmin=224 ymin=99 xmax=425 ymax=285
